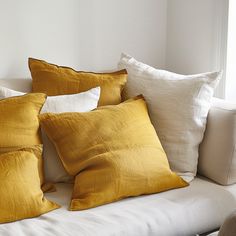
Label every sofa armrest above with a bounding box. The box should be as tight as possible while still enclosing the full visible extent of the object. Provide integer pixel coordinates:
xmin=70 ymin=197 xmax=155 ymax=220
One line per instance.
xmin=198 ymin=98 xmax=236 ymax=185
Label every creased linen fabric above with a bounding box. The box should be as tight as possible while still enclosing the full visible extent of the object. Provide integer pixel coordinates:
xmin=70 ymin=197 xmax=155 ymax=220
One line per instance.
xmin=0 ymin=93 xmax=50 ymax=190
xmin=39 ymin=96 xmax=187 ymax=210
xmin=118 ymin=53 xmax=221 ymax=182
xmin=0 ymin=93 xmax=46 ymax=147
xmin=0 ymin=86 xmax=100 ymax=183
xmin=0 ymin=146 xmax=59 ymax=223
xmin=29 ymin=57 xmax=127 ymax=106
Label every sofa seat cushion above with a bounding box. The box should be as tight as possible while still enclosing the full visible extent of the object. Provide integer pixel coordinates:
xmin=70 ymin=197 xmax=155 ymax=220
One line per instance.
xmin=1 ymin=177 xmax=236 ymax=236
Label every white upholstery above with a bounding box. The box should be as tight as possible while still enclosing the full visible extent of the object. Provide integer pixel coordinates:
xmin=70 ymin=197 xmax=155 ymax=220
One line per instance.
xmin=1 ymin=78 xmax=236 ymax=235
xmin=199 ymin=98 xmax=236 ymax=185
xmin=0 ymin=178 xmax=236 ymax=236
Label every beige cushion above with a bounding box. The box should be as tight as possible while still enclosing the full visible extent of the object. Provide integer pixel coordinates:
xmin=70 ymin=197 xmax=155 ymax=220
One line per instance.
xmin=118 ymin=53 xmax=221 ymax=182
xmin=198 ymin=98 xmax=236 ymax=185
xmin=0 ymin=78 xmax=31 ymax=92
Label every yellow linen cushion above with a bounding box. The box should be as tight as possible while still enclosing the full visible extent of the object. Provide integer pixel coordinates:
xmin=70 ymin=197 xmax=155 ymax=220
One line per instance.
xmin=0 ymin=146 xmax=60 ymax=223
xmin=0 ymin=145 xmax=52 ymax=192
xmin=0 ymin=93 xmax=46 ymax=147
xmin=39 ymin=96 xmax=188 ymax=210
xmin=29 ymin=58 xmax=127 ymax=106
xmin=0 ymin=93 xmax=53 ymax=192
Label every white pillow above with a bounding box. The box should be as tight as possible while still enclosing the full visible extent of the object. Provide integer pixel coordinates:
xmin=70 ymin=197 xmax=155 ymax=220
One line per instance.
xmin=118 ymin=53 xmax=221 ymax=182
xmin=0 ymin=86 xmax=100 ymax=183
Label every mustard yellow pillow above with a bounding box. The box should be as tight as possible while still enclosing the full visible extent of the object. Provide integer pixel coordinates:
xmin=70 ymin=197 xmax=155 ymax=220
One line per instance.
xmin=0 ymin=93 xmax=53 ymax=192
xmin=29 ymin=58 xmax=127 ymax=106
xmin=39 ymin=96 xmax=188 ymax=210
xmin=0 ymin=93 xmax=46 ymax=147
xmin=0 ymin=146 xmax=59 ymax=223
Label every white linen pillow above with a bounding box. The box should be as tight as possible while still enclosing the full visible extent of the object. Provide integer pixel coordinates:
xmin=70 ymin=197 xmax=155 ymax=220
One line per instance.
xmin=118 ymin=53 xmax=221 ymax=182
xmin=0 ymin=86 xmax=100 ymax=183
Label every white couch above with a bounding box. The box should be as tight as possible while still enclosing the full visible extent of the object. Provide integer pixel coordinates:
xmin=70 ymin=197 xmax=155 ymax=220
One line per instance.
xmin=0 ymin=79 xmax=236 ymax=236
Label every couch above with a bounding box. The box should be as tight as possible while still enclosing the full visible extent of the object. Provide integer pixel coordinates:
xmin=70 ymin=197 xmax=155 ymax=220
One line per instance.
xmin=0 ymin=78 xmax=236 ymax=236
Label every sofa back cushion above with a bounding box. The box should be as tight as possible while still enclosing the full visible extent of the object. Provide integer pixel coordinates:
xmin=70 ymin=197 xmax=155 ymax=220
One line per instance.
xmin=198 ymin=98 xmax=236 ymax=185
xmin=0 ymin=78 xmax=31 ymax=92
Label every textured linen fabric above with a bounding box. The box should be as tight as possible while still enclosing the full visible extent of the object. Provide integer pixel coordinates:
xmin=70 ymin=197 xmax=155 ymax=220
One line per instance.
xmin=0 ymin=86 xmax=100 ymax=183
xmin=0 ymin=145 xmax=52 ymax=193
xmin=39 ymin=96 xmax=188 ymax=210
xmin=118 ymin=53 xmax=221 ymax=182
xmin=0 ymin=147 xmax=59 ymax=223
xmin=0 ymin=178 xmax=236 ymax=235
xmin=0 ymin=93 xmax=46 ymax=147
xmin=0 ymin=93 xmax=51 ymax=190
xmin=199 ymin=98 xmax=236 ymax=185
xmin=29 ymin=57 xmax=127 ymax=106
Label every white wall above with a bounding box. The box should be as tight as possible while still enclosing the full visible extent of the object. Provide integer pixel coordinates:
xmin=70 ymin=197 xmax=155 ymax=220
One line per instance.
xmin=166 ymin=0 xmax=228 ymax=98
xmin=0 ymin=0 xmax=229 ymax=99
xmin=0 ymin=0 xmax=167 ymax=78
xmin=0 ymin=1 xmax=80 ymax=78
xmin=225 ymin=0 xmax=236 ymax=101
